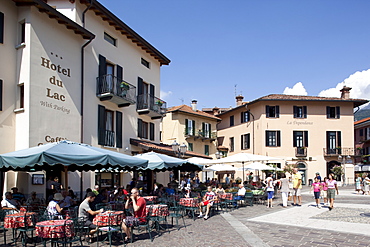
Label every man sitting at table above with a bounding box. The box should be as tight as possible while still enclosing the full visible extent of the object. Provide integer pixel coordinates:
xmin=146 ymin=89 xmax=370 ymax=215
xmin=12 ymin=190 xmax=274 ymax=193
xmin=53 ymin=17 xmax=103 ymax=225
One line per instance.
xmin=26 ymin=191 xmax=42 ymax=206
xmin=78 ymin=192 xmax=103 ymax=242
xmin=11 ymin=187 xmax=25 ymax=205
xmin=59 ymin=189 xmax=76 ymax=208
xmin=234 ymin=184 xmax=246 ymax=207
xmin=121 ymin=187 xmax=147 ymax=242
xmin=1 ymin=192 xmax=20 ymax=214
xmin=198 ymin=186 xmax=217 ymax=220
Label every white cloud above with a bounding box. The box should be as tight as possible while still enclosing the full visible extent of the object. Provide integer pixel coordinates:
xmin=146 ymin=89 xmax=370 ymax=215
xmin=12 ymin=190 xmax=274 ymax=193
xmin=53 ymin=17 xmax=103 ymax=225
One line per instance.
xmin=160 ymin=90 xmax=172 ymax=100
xmin=319 ymin=69 xmax=370 ymax=99
xmin=283 ymin=82 xmax=308 ymax=96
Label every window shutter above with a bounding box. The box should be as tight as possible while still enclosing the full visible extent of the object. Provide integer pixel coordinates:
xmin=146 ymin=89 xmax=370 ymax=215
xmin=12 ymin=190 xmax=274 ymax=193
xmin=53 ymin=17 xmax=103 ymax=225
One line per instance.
xmin=277 ymin=131 xmax=281 ymax=146
xmin=202 ymin=122 xmax=205 ymax=136
xmin=137 ymin=77 xmax=143 ymax=95
xmin=149 ymin=123 xmax=155 ymax=141
xmin=304 ymin=131 xmax=308 ymax=147
xmin=326 ymin=131 xmax=330 ymax=149
xmin=246 ymin=134 xmax=250 ymax=149
xmin=117 ymin=65 xmax=123 ymax=82
xmin=98 ymin=55 xmax=106 ymax=93
xmin=241 ymin=112 xmax=244 ymax=123
xmin=336 ymin=106 xmax=340 ymax=119
xmin=192 ymin=120 xmax=195 ymax=135
xmin=98 ymin=105 xmax=106 ymax=145
xmin=209 ymin=124 xmax=212 ymax=138
xmin=150 ymin=84 xmax=155 ymax=97
xmin=0 ymin=79 xmax=2 ymax=111
xmin=326 ymin=106 xmax=330 ymax=118
xmin=116 ymin=111 xmax=123 ymax=148
xmin=293 ymin=131 xmax=297 ymax=147
xmin=265 ymin=131 xmax=269 ymax=146
xmin=0 ymin=12 xmax=4 ymax=44
xmin=337 ymin=131 xmax=342 ymax=147
xmin=303 ymin=106 xmax=307 ymax=118
xmin=266 ymin=105 xmax=270 ymax=117
xmin=241 ymin=135 xmax=244 ymax=150
xmin=185 ymin=119 xmax=188 ymax=135
xmin=276 ymin=106 xmax=280 ymax=118
xmin=293 ymin=106 xmax=297 ymax=118
xmin=138 ymin=119 xmax=143 ymax=138
xmin=365 ymin=128 xmax=367 ymax=139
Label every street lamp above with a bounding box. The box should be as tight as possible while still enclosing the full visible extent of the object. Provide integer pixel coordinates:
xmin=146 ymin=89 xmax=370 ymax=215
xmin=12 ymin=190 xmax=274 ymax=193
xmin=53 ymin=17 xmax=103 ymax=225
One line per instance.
xmin=215 ymin=151 xmax=221 ymax=159
xmin=171 ymin=140 xmax=187 ymax=158
xmin=338 ymin=155 xmax=351 ymax=186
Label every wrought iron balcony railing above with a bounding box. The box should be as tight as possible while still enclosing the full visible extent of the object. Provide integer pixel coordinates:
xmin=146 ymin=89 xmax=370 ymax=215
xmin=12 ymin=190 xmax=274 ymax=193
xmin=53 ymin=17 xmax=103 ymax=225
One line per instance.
xmin=137 ymin=94 xmax=166 ymax=117
xmin=295 ymin=147 xmax=307 ymax=157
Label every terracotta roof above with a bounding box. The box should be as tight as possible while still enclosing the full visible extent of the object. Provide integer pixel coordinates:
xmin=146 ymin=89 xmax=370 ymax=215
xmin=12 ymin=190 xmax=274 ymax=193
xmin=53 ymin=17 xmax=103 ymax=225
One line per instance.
xmin=130 ymin=139 xmax=213 ymax=159
xmin=167 ymin=105 xmax=221 ymax=121
xmin=354 ymin=117 xmax=370 ymax=125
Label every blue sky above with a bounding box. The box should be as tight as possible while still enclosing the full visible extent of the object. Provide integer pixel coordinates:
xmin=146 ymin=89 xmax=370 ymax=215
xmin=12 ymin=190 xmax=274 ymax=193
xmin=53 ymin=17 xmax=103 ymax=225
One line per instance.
xmin=100 ymin=0 xmax=370 ymax=109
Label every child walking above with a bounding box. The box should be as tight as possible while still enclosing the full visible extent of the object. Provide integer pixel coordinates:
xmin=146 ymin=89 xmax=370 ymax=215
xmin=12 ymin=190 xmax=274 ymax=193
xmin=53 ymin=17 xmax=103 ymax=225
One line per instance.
xmin=311 ymin=177 xmax=322 ymax=208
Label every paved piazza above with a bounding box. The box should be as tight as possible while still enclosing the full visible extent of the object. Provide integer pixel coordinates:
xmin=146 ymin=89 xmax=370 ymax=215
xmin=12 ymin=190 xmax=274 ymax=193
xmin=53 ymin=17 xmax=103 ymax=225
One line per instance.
xmin=1 ymin=186 xmax=370 ymax=246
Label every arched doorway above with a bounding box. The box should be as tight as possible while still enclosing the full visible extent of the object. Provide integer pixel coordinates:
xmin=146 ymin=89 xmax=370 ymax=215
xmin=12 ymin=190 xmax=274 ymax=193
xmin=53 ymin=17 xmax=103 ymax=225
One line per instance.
xmin=327 ymin=160 xmax=341 ymax=181
xmin=297 ymin=162 xmax=307 ymax=185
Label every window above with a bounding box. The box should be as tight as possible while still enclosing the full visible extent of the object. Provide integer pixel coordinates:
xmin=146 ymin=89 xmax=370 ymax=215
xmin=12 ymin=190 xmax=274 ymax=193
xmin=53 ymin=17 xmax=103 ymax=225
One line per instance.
xmin=149 ymin=123 xmax=155 ymax=141
xmin=326 ymin=131 xmax=341 ymax=154
xmin=265 ymin=131 xmax=281 ymax=147
xmin=0 ymin=12 xmax=4 ymax=44
xmin=230 ymin=115 xmax=234 ymax=126
xmin=293 ymin=106 xmax=307 ymax=118
xmin=364 ymin=128 xmax=370 ymax=140
xmin=185 ymin=119 xmax=195 ymax=136
xmin=241 ymin=133 xmax=250 ymax=150
xmin=19 ymin=84 xmax=24 ymax=109
xmin=138 ymin=119 xmax=149 ymax=139
xmin=202 ymin=123 xmax=211 ymax=138
xmin=360 ymin=129 xmax=363 ymax=136
xmin=326 ymin=106 xmax=340 ymax=119
xmin=241 ymin=111 xmax=250 ymax=123
xmin=205 ymin=145 xmax=209 ymax=156
xmin=293 ymin=131 xmax=308 ymax=147
xmin=0 ymin=79 xmax=2 ymax=111
xmin=141 ymin=58 xmax=150 ymax=68
xmin=229 ymin=137 xmax=234 ymax=152
xmin=98 ymin=105 xmax=122 ymax=147
xmin=266 ymin=105 xmax=279 ymax=118
xmin=104 ymin=32 xmax=116 ymax=46
xmin=20 ymin=21 xmax=25 ymax=44
xmin=188 ymin=143 xmax=193 ymax=152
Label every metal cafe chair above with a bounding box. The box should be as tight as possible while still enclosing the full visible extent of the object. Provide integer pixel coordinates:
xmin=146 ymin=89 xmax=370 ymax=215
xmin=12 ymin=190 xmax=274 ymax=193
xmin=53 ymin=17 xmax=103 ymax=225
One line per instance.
xmin=96 ymin=212 xmax=125 ymax=247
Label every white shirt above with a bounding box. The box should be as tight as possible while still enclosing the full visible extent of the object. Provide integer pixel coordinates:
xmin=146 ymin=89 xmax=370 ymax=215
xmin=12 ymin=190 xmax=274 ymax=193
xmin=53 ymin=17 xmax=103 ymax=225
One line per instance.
xmin=237 ymin=187 xmax=246 ymax=196
xmin=1 ymin=199 xmax=18 ymax=209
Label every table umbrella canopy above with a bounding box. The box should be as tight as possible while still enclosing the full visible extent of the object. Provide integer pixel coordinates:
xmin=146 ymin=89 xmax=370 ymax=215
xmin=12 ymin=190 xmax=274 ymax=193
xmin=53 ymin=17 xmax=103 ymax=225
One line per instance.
xmin=203 ymin=164 xmax=237 ymax=172
xmin=236 ymin=162 xmax=283 ymax=171
xmin=186 ymin=157 xmax=213 ymax=165
xmin=0 ymin=140 xmax=148 ymax=171
xmin=210 ymin=152 xmax=283 ymax=164
xmin=135 ymin=152 xmax=202 ymax=171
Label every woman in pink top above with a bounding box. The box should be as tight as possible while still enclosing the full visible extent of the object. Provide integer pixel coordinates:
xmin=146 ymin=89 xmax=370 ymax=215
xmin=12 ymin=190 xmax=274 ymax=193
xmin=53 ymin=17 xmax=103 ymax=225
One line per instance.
xmin=326 ymin=173 xmax=339 ymax=211
xmin=310 ymin=177 xmax=322 ymax=208
xmin=321 ymin=177 xmax=328 ymax=206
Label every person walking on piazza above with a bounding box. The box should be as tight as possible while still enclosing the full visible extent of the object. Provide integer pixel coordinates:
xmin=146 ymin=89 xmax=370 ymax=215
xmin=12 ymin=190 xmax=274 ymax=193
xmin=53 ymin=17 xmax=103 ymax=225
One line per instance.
xmin=321 ymin=177 xmax=329 ymax=205
xmin=362 ymin=173 xmax=370 ymax=195
xmin=265 ymin=173 xmax=275 ymax=208
xmin=198 ymin=186 xmax=217 ymax=220
xmin=326 ymin=173 xmax=339 ymax=211
xmin=310 ymin=177 xmax=322 ymax=208
xmin=278 ymin=173 xmax=290 ymax=208
xmin=225 ymin=174 xmax=230 ymax=185
xmin=292 ymin=168 xmax=302 ymax=206
xmin=355 ymin=173 xmax=362 ymax=194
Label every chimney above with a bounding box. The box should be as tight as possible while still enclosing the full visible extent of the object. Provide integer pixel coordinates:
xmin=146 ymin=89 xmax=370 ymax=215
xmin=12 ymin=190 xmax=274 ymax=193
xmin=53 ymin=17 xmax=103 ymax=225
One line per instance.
xmin=191 ymin=100 xmax=197 ymax=111
xmin=236 ymin=95 xmax=244 ymax=106
xmin=340 ymin=86 xmax=352 ymax=99
xmin=212 ymin=107 xmax=220 ymax=115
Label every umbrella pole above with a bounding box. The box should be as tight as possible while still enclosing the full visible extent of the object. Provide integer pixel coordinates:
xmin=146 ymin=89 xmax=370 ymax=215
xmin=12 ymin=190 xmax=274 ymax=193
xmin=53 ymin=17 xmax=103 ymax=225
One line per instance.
xmin=80 ymin=172 xmax=83 ymax=202
xmin=64 ymin=166 xmax=68 ymax=191
xmin=242 ymin=162 xmax=245 ymax=182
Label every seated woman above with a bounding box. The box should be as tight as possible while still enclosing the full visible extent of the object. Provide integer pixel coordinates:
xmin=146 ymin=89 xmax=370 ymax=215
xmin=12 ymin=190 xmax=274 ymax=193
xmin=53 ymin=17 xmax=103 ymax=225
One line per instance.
xmin=47 ymin=193 xmax=64 ymax=219
xmin=215 ymin=184 xmax=225 ymax=195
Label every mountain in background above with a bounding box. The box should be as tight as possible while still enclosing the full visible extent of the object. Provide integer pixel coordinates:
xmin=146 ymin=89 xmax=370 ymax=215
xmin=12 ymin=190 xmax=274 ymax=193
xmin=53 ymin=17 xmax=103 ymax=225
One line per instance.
xmin=355 ymin=103 xmax=370 ymax=122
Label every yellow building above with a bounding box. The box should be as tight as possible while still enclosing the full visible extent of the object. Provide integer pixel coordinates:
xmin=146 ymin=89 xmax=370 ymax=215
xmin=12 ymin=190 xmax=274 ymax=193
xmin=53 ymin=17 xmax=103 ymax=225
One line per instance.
xmin=162 ymin=100 xmax=221 ymax=159
xmin=215 ymin=87 xmax=367 ymax=185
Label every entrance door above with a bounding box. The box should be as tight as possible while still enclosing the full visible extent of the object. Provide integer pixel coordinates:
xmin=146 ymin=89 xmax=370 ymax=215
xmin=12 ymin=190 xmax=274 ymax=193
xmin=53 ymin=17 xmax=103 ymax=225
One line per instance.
xmin=297 ymin=162 xmax=307 ymax=185
xmin=327 ymin=160 xmax=341 ymax=181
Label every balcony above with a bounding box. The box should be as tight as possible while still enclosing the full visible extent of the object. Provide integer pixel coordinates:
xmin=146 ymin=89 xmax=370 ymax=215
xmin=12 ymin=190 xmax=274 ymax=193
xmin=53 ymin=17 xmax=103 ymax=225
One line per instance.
xmin=184 ymin=129 xmax=217 ymax=142
xmin=137 ymin=94 xmax=166 ymax=119
xmin=295 ymin=147 xmax=307 ymax=157
xmin=323 ymin=147 xmax=354 ymax=156
xmin=96 ymin=75 xmax=136 ymax=107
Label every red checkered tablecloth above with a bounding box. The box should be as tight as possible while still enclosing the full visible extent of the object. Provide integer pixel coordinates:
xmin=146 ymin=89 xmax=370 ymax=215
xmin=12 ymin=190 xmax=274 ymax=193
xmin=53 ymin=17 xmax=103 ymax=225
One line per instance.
xmin=146 ymin=204 xmax=169 ymax=217
xmin=4 ymin=212 xmax=37 ymax=228
xmin=218 ymin=193 xmax=233 ymax=200
xmin=179 ymin=198 xmax=199 ymax=207
xmin=93 ymin=211 xmax=124 ymax=226
xmin=36 ymin=220 xmax=74 ymax=239
xmin=142 ymin=196 xmax=158 ymax=203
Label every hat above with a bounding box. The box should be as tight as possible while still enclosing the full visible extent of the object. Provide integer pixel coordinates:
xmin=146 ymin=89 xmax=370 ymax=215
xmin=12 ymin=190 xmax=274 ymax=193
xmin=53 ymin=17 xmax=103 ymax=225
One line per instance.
xmin=11 ymin=187 xmax=18 ymax=190
xmin=53 ymin=193 xmax=64 ymax=201
xmin=316 ymin=172 xmax=320 ymax=175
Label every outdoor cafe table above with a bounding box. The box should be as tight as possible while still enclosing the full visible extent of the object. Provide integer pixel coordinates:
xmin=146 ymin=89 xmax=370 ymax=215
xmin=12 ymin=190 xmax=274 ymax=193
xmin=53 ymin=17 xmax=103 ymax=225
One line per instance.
xmin=93 ymin=211 xmax=124 ymax=226
xmin=4 ymin=212 xmax=37 ymax=228
xmin=217 ymin=193 xmax=233 ymax=201
xmin=36 ymin=219 xmax=74 ymax=239
xmin=143 ymin=196 xmax=158 ymax=203
xmin=179 ymin=198 xmax=199 ymax=208
xmin=146 ymin=204 xmax=169 ymax=217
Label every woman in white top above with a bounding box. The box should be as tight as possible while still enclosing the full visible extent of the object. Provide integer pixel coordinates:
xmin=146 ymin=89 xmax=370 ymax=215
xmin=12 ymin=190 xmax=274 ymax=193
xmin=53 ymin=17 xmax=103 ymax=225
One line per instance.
xmin=278 ymin=174 xmax=290 ymax=208
xmin=265 ymin=173 xmax=275 ymax=208
xmin=47 ymin=193 xmax=64 ymax=219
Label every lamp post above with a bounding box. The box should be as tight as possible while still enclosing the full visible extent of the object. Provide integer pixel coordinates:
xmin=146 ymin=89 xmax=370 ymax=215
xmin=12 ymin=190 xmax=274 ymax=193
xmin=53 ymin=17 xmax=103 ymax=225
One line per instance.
xmin=338 ymin=155 xmax=351 ymax=186
xmin=172 ymin=140 xmax=187 ymax=181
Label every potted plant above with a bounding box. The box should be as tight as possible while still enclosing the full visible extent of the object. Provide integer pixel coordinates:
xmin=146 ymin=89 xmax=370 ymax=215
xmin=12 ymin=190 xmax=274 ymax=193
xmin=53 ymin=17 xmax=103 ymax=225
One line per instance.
xmin=120 ymin=81 xmax=130 ymax=90
xmin=331 ymin=165 xmax=343 ymax=181
xmin=156 ymin=100 xmax=164 ymax=107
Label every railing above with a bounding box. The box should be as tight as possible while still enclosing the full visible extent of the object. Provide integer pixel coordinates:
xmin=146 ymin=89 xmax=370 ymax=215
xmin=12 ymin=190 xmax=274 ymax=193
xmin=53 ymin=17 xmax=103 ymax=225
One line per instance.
xmin=198 ymin=130 xmax=217 ymax=139
xmin=103 ymin=130 xmax=115 ymax=147
xmin=323 ymin=147 xmax=354 ymax=156
xmin=96 ymin=74 xmax=136 ymax=104
xmin=295 ymin=147 xmax=307 ymax=157
xmin=137 ymin=94 xmax=166 ymax=115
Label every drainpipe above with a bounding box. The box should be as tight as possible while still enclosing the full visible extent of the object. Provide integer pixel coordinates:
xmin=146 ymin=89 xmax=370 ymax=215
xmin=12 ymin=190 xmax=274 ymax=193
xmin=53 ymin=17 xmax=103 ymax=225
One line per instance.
xmin=80 ymin=0 xmax=95 ymax=202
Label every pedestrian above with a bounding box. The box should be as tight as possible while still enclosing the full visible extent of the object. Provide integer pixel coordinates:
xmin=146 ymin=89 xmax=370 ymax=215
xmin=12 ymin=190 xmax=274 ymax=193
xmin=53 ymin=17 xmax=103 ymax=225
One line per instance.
xmin=355 ymin=174 xmax=362 ymax=194
xmin=292 ymin=168 xmax=302 ymax=206
xmin=310 ymin=177 xmax=322 ymax=208
xmin=326 ymin=173 xmax=339 ymax=211
xmin=321 ymin=177 xmax=328 ymax=206
xmin=362 ymin=173 xmax=370 ymax=195
xmin=265 ymin=173 xmax=275 ymax=208
xmin=315 ymin=172 xmax=322 ymax=182
xmin=225 ymin=174 xmax=230 ymax=185
xmin=50 ymin=177 xmax=63 ymax=192
xmin=278 ymin=173 xmax=290 ymax=208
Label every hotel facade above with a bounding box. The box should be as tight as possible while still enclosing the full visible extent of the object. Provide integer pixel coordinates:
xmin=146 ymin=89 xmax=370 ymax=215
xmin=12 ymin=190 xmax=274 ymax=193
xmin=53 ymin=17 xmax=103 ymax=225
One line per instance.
xmin=214 ymin=88 xmax=367 ymax=185
xmin=0 ymin=0 xmax=174 ymax=197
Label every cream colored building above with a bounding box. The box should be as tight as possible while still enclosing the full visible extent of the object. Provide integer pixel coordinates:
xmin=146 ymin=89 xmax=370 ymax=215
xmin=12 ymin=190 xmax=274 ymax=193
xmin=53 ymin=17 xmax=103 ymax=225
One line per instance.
xmin=0 ymin=0 xmax=170 ymax=197
xmin=215 ymin=88 xmax=367 ymax=185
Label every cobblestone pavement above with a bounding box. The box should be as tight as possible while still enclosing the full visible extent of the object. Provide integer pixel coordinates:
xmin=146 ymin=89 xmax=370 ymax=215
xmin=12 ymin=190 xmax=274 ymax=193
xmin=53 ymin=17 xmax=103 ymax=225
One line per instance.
xmin=1 ymin=186 xmax=369 ymax=246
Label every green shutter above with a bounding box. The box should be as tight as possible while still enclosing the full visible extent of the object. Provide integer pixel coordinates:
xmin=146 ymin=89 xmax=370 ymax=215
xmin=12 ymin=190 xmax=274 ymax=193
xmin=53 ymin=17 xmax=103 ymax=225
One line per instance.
xmin=192 ymin=120 xmax=195 ymax=135
xmin=98 ymin=105 xmax=106 ymax=145
xmin=185 ymin=119 xmax=188 ymax=135
xmin=116 ymin=111 xmax=122 ymax=148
